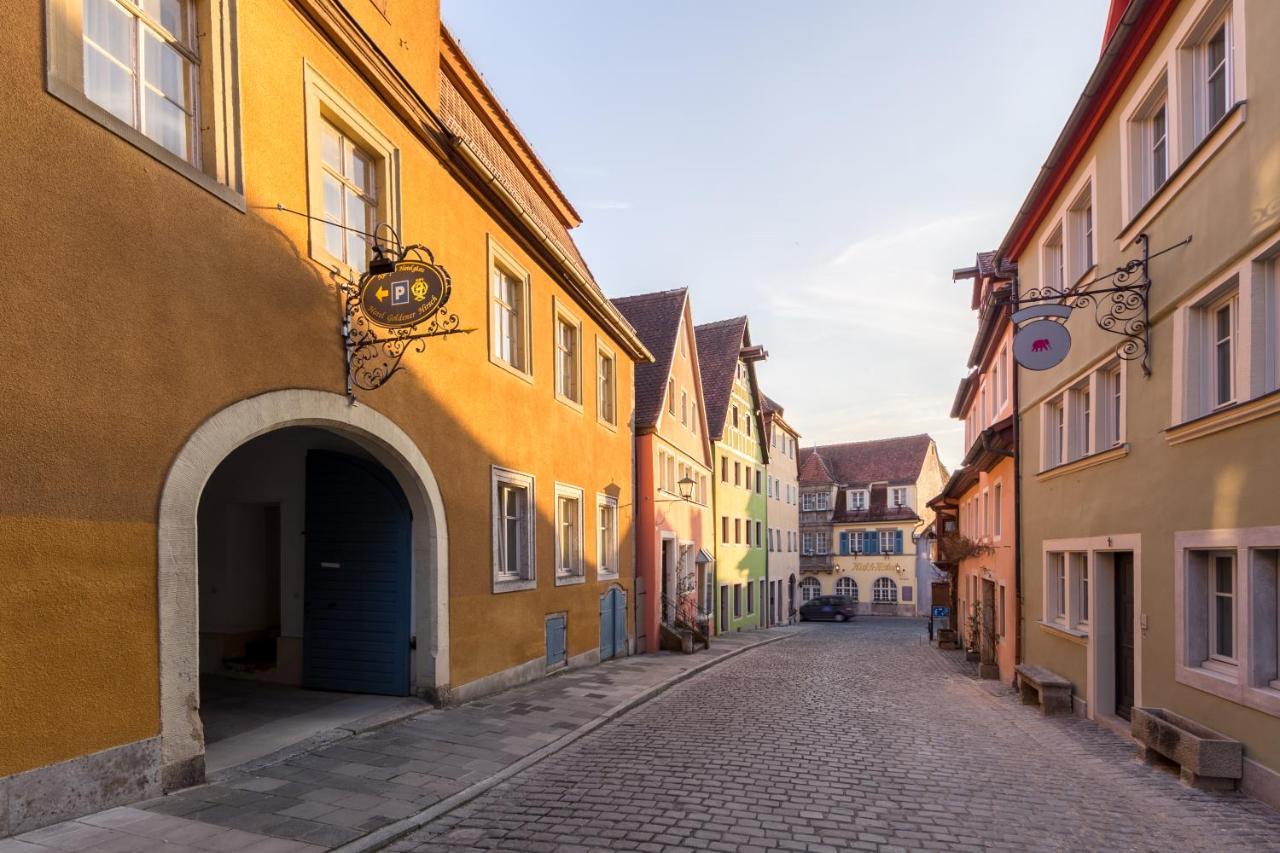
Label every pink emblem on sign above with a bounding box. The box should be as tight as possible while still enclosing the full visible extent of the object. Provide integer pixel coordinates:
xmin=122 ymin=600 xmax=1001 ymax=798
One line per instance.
xmin=1031 ymin=338 xmax=1051 ymax=352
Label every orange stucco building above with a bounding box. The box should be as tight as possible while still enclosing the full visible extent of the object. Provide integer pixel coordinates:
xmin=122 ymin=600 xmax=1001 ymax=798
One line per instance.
xmin=0 ymin=0 xmax=649 ymax=834
xmin=612 ymin=289 xmax=716 ymax=651
xmin=933 ymin=254 xmax=1018 ymax=683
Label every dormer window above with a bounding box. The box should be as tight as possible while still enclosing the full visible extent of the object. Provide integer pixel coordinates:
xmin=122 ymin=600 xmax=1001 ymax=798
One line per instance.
xmin=891 ymin=487 xmax=908 ymax=508
xmin=847 ymin=489 xmax=868 ymax=511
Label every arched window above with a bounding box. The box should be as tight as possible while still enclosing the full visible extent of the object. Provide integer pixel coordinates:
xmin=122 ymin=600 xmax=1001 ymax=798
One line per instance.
xmin=873 ymin=577 xmax=898 ymax=603
xmin=799 ymin=577 xmax=821 ymax=602
xmin=835 ymin=577 xmax=857 ymax=601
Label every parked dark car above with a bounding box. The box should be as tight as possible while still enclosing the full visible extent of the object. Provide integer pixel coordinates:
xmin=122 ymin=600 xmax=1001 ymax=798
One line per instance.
xmin=799 ymin=595 xmax=857 ymax=622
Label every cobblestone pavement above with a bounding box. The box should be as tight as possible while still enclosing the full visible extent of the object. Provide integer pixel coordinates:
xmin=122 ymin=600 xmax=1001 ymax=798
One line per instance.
xmin=393 ymin=618 xmax=1280 ymax=853
xmin=0 ymin=631 xmax=785 ymax=853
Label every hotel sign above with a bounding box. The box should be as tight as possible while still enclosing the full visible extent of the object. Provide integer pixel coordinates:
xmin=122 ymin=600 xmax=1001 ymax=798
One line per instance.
xmin=359 ymin=259 xmax=451 ymax=329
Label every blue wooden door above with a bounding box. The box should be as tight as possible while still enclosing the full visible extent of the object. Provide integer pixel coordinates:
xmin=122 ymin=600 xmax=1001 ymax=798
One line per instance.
xmin=599 ymin=588 xmax=627 ymax=660
xmin=303 ymin=450 xmax=412 ymax=695
xmin=546 ymin=614 xmax=567 ymax=666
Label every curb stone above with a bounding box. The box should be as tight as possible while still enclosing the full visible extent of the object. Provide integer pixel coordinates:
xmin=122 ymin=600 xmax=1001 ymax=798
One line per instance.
xmin=333 ymin=630 xmax=795 ymax=852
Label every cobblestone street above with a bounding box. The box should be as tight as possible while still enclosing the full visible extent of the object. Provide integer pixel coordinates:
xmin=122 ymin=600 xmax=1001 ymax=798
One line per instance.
xmin=395 ymin=619 xmax=1280 ymax=853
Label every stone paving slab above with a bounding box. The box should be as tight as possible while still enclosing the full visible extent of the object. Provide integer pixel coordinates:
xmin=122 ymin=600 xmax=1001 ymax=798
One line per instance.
xmin=4 ymin=630 xmax=790 ymax=852
xmin=392 ymin=618 xmax=1280 ymax=853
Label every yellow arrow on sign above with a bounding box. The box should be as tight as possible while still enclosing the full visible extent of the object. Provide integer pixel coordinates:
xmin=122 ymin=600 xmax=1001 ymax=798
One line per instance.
xmin=376 ymin=286 xmax=389 ymax=301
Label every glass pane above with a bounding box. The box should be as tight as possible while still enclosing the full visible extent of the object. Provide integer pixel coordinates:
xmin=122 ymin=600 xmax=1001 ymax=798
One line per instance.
xmin=1215 ymin=303 xmax=1231 ymax=341
xmin=322 ymin=175 xmax=344 ymax=257
xmin=348 ymin=147 xmax=372 ymax=195
xmin=141 ymin=0 xmax=187 ymax=42
xmin=1214 ymin=594 xmax=1233 ymax=657
xmin=1207 ymin=24 xmax=1226 ymax=71
xmin=1216 ymin=340 xmax=1232 ymax=405
xmin=1214 ymin=558 xmax=1232 ymax=593
xmin=320 ymin=124 xmax=342 ymax=172
xmin=84 ymin=43 xmax=136 ymax=126
xmin=143 ymin=88 xmax=187 ymax=158
xmin=84 ymin=0 xmax=134 ymax=65
xmin=346 ymin=193 xmax=371 ymax=269
xmin=143 ymin=31 xmax=187 ymax=105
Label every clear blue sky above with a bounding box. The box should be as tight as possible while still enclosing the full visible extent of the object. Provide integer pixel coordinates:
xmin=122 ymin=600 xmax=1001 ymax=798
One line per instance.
xmin=442 ymin=0 xmax=1112 ymax=470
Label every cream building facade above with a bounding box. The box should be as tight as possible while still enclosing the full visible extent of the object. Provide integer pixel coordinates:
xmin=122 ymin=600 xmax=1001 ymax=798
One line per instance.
xmin=763 ymin=395 xmax=800 ymax=624
xmin=1005 ymin=0 xmax=1280 ymax=807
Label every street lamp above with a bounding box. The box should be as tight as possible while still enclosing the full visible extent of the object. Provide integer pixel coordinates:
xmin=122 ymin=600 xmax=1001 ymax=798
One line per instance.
xmin=676 ymin=476 xmax=696 ymax=502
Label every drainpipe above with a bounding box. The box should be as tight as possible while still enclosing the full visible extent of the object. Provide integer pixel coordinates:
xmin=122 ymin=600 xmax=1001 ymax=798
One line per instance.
xmin=1008 ymin=271 xmax=1025 ymax=685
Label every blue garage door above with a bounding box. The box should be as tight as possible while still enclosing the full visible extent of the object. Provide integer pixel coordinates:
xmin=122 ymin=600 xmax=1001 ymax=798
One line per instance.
xmin=599 ymin=588 xmax=626 ymax=660
xmin=303 ymin=450 xmax=412 ymax=695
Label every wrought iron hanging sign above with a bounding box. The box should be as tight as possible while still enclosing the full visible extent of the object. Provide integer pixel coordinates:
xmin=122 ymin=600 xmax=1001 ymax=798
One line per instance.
xmin=1010 ymin=233 xmax=1191 ymax=377
xmin=341 ymin=230 xmax=474 ymax=397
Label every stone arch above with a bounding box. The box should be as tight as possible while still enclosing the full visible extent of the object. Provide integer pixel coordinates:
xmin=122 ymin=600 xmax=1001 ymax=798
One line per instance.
xmin=156 ymin=389 xmax=448 ymax=785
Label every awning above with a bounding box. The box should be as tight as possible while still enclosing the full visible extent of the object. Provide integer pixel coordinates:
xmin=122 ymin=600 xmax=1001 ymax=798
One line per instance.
xmin=695 ymin=549 xmax=715 ymax=564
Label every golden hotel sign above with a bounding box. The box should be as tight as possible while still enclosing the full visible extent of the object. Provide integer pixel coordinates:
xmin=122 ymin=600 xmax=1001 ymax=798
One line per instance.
xmin=359 ymin=259 xmax=451 ymax=329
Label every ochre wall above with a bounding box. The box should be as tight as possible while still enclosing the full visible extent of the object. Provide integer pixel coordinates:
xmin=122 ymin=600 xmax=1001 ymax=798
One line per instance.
xmin=0 ymin=0 xmax=636 ymax=776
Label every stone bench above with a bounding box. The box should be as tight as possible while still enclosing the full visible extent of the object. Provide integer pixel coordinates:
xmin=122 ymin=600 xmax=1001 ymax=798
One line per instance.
xmin=1131 ymin=707 xmax=1242 ymax=791
xmin=1015 ymin=664 xmax=1073 ymax=715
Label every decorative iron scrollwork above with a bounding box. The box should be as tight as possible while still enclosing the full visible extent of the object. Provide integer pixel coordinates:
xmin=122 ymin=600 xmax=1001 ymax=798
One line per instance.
xmin=339 ymin=239 xmax=474 ymax=398
xmin=1012 ymin=233 xmax=1191 ymax=377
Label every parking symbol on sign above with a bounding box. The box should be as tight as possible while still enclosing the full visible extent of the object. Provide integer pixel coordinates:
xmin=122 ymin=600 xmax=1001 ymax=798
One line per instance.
xmin=391 ymin=279 xmax=410 ymax=305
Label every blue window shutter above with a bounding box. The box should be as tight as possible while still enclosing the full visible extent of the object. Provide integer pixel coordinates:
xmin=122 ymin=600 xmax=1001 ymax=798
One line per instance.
xmin=863 ymin=531 xmax=875 ymax=554
xmin=895 ymin=530 xmax=904 ymax=554
xmin=839 ymin=531 xmax=848 ymax=555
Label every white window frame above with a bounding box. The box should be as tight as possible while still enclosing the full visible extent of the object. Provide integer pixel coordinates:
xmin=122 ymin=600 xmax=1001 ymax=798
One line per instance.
xmin=596 ymin=338 xmax=617 ymax=428
xmin=889 ymin=487 xmax=907 ymax=509
xmin=553 ymin=299 xmax=584 ymax=409
xmin=1046 ymin=552 xmax=1068 ymax=625
xmin=596 ymin=494 xmax=619 ymax=580
xmin=801 ymin=493 xmax=816 ymax=512
xmin=1127 ymin=74 xmax=1171 ymax=215
xmin=1041 ymin=222 xmax=1065 ymax=293
xmin=800 ymin=577 xmax=821 ymax=603
xmin=993 ymin=481 xmax=1003 ymax=541
xmin=491 ymin=466 xmax=536 ymax=593
xmin=554 ymin=483 xmax=585 ymax=585
xmin=1067 ymin=182 xmax=1096 ymax=284
xmin=487 ymin=237 xmax=533 ymax=381
xmin=873 ymin=577 xmax=898 ymax=604
xmin=847 ymin=489 xmax=868 ymax=511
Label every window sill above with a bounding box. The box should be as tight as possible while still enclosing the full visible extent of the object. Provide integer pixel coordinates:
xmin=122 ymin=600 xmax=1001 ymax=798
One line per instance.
xmin=596 ymin=572 xmax=620 ymax=583
xmin=554 ymin=393 xmax=585 ymax=414
xmin=1177 ymin=662 xmax=1280 ymax=718
xmin=1165 ymin=387 xmax=1280 ymax=446
xmin=1036 ymin=444 xmax=1128 ymax=481
xmin=596 ymin=415 xmax=619 ymax=433
xmin=47 ymin=78 xmax=246 ymax=212
xmin=489 ymin=354 xmax=535 ymax=385
xmin=554 ymin=573 xmax=586 ymax=587
xmin=1120 ymin=100 xmax=1247 ymax=246
xmin=1037 ymin=620 xmax=1088 ymax=646
xmin=493 ymin=577 xmax=537 ymax=594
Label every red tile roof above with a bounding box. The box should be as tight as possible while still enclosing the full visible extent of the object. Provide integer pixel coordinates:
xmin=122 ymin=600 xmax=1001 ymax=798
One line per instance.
xmin=610 ymin=289 xmax=688 ymax=431
xmin=694 ymin=317 xmax=750 ymax=439
xmin=798 ymin=434 xmax=934 ymax=488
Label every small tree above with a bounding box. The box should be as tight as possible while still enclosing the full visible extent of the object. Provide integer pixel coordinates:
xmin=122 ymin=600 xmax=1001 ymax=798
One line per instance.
xmin=940 ymin=533 xmax=995 ymax=562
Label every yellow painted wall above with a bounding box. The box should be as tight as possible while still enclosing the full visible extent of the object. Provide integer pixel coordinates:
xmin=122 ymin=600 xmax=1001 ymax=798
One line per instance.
xmin=0 ymin=0 xmax=637 ymax=776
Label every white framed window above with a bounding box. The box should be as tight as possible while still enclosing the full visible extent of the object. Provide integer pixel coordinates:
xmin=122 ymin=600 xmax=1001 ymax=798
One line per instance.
xmin=835 ymin=577 xmax=857 ymax=601
xmin=1070 ymin=378 xmax=1092 ymax=459
xmin=596 ymin=341 xmax=616 ymax=427
xmin=302 ymin=65 xmax=399 ymax=277
xmin=554 ymin=304 xmax=583 ymax=407
xmin=800 ymin=577 xmax=821 ymax=603
xmin=816 ymin=492 xmax=830 ymax=511
xmin=993 ymin=482 xmax=1003 ymax=539
xmin=491 ymin=467 xmax=535 ymax=592
xmin=802 ymin=532 xmax=814 ymax=555
xmin=691 ymin=402 xmax=698 ymax=434
xmin=1181 ymin=5 xmax=1232 ymax=148
xmin=981 ymin=490 xmax=989 ymax=540
xmin=801 ymin=493 xmax=815 ymax=511
xmin=1101 ymin=363 xmax=1125 ymax=448
xmin=680 ymin=390 xmax=688 ymax=426
xmin=1068 ymin=183 xmax=1095 ymax=282
xmin=1044 ymin=397 xmax=1065 ymax=468
xmin=847 ymin=489 xmax=868 ymax=511
xmin=878 ymin=530 xmax=895 ymax=554
xmin=1208 ymin=290 xmax=1239 ymax=410
xmin=873 ymin=577 xmax=898 ymax=604
xmin=596 ymin=494 xmax=618 ymax=580
xmin=1208 ymin=551 xmax=1237 ymax=665
xmin=1071 ymin=553 xmax=1090 ymax=630
xmin=488 ymin=239 xmax=531 ymax=378
xmin=994 ymin=346 xmax=1008 ymax=412
xmin=668 ymin=379 xmax=676 ymax=416
xmin=815 ymin=533 xmax=830 ymax=556
xmin=1128 ymin=76 xmax=1170 ymax=212
xmin=1047 ymin=553 xmax=1067 ymax=624
xmin=1042 ymin=223 xmax=1064 ymax=293
xmin=1045 ymin=551 xmax=1090 ymax=633
xmin=46 ymin=0 xmax=245 ymax=204
xmin=554 ymin=484 xmax=585 ymax=584
xmin=890 ymin=487 xmax=907 ymax=508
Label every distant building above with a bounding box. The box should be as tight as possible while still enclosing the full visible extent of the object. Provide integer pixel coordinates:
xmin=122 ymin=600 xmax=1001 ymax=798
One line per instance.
xmin=696 ymin=318 xmax=769 ymax=633
xmin=798 ymin=436 xmax=948 ymax=616
xmin=762 ymin=395 xmax=801 ymax=624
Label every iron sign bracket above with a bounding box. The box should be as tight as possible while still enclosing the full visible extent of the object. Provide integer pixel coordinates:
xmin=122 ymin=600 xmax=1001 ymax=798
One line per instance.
xmin=1010 ymin=233 xmax=1191 ymax=377
xmin=339 ymin=239 xmax=475 ymax=400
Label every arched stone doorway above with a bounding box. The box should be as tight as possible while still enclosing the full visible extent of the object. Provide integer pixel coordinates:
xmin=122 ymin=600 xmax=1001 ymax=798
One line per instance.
xmin=157 ymin=390 xmax=448 ymax=788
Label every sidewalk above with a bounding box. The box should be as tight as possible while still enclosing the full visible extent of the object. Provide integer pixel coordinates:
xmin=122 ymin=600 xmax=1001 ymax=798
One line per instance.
xmin=1 ymin=628 xmax=795 ymax=853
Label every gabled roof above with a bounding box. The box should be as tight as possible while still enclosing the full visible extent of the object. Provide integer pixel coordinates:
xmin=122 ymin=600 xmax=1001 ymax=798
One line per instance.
xmin=611 ymin=288 xmax=689 ymax=430
xmin=695 ymin=317 xmax=749 ymax=439
xmin=798 ymin=434 xmax=935 ymax=488
xmin=798 ymin=450 xmax=835 ymax=485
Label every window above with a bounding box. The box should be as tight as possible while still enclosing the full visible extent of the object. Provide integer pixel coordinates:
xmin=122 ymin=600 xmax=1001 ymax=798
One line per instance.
xmin=491 ymin=467 xmax=535 ymax=591
xmin=981 ymin=491 xmax=989 ymax=540
xmin=1102 ymin=364 xmax=1124 ymax=448
xmin=1071 ymin=379 xmax=1092 ymax=459
xmin=1185 ymin=10 xmax=1232 ymax=146
xmin=1047 ymin=553 xmax=1067 ymax=624
xmin=1209 ymin=291 xmax=1238 ymax=409
xmin=597 ymin=344 xmax=616 ymax=426
xmin=1042 ymin=224 xmax=1064 ymax=292
xmin=890 ymin=487 xmax=907 ymax=508
xmin=744 ymin=413 xmax=752 ymax=437
xmin=993 ymin=482 xmax=1003 ymax=539
xmin=1209 ymin=552 xmax=1236 ymax=664
xmin=994 ymin=347 xmax=1007 ymax=411
xmin=800 ymin=578 xmax=821 ymax=603
xmin=879 ymin=530 xmax=896 ymax=554
xmin=680 ymin=390 xmax=688 ymax=426
xmin=734 ymin=462 xmax=741 ymax=487
xmin=801 ymin=493 xmax=815 ymax=511
xmin=1129 ymin=77 xmax=1169 ymax=211
xmin=732 ymin=405 xmax=739 ymax=430
xmin=1071 ymin=553 xmax=1090 ymax=629
xmin=845 ymin=489 xmax=867 ymax=511
xmin=489 ymin=242 xmax=531 ymax=376
xmin=48 ymin=0 xmax=245 ymax=203
xmin=721 ymin=516 xmax=729 ymax=544
xmin=755 ymin=520 xmax=763 ymax=548
xmin=816 ymin=533 xmax=830 ymax=556
xmin=746 ymin=581 xmax=755 ymax=615
xmin=554 ymin=308 xmax=582 ymax=406
xmin=554 ymin=485 xmax=584 ymax=583
xmin=802 ymin=532 xmax=814 ymax=555
xmin=733 ymin=584 xmax=743 ymax=618
xmin=317 ymin=121 xmax=378 ymax=273
xmin=734 ymin=518 xmax=742 ymax=545
xmin=668 ymin=379 xmax=675 ymax=416
xmin=721 ymin=457 xmax=728 ymax=482
xmin=835 ymin=577 xmax=857 ymax=601
xmin=816 ymin=493 xmax=830 ymax=511
xmin=1068 ymin=184 xmax=1095 ymax=281
xmin=597 ymin=495 xmax=618 ymax=579
xmin=691 ymin=403 xmax=698 ymax=434
xmin=873 ymin=577 xmax=898 ymax=604
xmin=1044 ymin=397 xmax=1065 ymax=468
xmin=755 ymin=470 xmax=763 ymax=494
